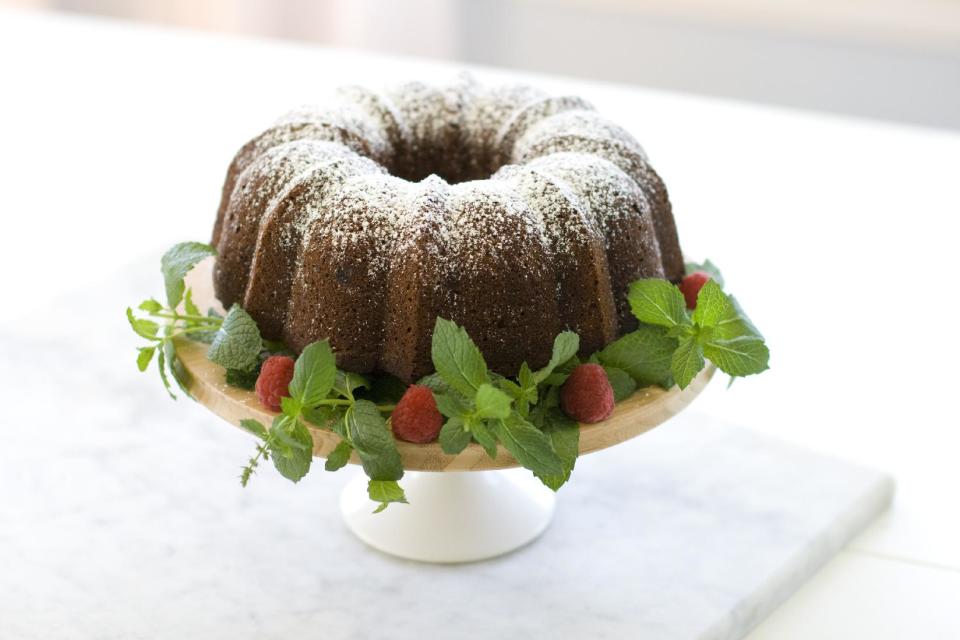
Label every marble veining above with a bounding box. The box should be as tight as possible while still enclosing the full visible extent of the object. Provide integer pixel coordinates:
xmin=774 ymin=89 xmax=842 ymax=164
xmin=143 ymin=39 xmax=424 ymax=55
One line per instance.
xmin=0 ymin=265 xmax=892 ymax=639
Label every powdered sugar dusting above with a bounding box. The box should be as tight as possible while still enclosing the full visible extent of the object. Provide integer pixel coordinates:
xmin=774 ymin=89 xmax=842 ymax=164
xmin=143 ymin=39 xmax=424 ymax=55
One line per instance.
xmin=219 ymin=76 xmax=671 ymax=322
xmin=522 ymin=152 xmax=648 ymax=233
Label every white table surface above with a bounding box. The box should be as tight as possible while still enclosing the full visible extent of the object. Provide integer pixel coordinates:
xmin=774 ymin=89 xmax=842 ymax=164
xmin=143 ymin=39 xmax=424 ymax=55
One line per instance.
xmin=1 ymin=8 xmax=958 ymax=638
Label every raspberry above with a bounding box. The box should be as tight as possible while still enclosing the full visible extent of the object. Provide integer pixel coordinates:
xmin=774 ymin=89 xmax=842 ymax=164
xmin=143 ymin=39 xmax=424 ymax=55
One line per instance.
xmin=255 ymin=355 xmax=295 ymax=412
xmin=680 ymin=271 xmax=711 ymax=309
xmin=391 ymin=385 xmax=443 ymax=443
xmin=560 ymin=363 xmax=615 ymax=423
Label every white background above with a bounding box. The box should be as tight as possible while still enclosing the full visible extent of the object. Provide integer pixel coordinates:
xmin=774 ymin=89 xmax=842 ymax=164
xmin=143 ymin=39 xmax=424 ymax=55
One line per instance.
xmin=5 ymin=0 xmax=960 ymax=129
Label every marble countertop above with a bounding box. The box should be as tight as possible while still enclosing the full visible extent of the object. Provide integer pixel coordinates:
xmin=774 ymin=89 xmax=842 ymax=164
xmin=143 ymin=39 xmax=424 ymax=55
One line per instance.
xmin=0 ymin=267 xmax=891 ymax=638
xmin=1 ymin=8 xmax=959 ymax=638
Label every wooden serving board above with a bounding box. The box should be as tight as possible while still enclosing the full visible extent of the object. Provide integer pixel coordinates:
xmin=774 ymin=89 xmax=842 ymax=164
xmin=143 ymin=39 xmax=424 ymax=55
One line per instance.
xmin=175 ymin=258 xmax=713 ymax=472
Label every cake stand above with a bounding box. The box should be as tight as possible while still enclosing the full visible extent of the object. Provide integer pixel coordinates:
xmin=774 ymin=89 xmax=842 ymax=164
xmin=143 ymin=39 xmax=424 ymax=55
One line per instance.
xmin=174 ymin=260 xmax=714 ymax=563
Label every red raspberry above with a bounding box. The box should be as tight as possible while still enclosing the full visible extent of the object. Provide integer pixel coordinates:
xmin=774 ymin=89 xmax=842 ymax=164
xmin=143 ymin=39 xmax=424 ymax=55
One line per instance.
xmin=680 ymin=271 xmax=711 ymax=309
xmin=560 ymin=363 xmax=615 ymax=423
xmin=391 ymin=385 xmax=443 ymax=443
xmin=255 ymin=355 xmax=295 ymax=412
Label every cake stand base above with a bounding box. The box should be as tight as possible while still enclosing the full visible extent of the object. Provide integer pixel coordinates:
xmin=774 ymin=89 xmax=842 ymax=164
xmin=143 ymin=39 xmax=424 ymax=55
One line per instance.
xmin=340 ymin=469 xmax=556 ymax=563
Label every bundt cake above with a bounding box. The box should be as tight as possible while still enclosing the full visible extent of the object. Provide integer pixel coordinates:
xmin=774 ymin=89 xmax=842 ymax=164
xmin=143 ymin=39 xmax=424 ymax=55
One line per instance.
xmin=211 ymin=77 xmax=684 ymax=383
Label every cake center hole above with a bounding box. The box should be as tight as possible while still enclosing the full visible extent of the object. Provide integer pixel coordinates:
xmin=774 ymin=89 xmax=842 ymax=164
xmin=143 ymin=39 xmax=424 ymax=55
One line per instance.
xmin=390 ymin=140 xmax=498 ymax=185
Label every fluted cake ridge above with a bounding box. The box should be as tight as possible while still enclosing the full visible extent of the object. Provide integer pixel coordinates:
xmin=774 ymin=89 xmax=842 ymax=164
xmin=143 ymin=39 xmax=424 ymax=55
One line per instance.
xmin=211 ymin=76 xmax=684 ymax=382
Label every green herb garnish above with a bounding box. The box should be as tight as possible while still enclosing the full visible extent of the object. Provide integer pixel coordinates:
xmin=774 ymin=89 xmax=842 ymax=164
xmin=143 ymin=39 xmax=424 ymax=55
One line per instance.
xmin=130 ymin=243 xmax=769 ymax=509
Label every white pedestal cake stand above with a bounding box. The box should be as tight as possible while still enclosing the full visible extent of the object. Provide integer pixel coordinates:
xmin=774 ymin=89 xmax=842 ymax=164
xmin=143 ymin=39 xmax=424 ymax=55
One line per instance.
xmin=175 ymin=259 xmax=713 ymax=563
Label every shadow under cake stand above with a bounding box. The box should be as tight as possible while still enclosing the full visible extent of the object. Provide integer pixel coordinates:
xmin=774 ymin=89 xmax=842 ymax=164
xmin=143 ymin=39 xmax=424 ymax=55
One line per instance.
xmin=175 ymin=259 xmax=714 ymax=563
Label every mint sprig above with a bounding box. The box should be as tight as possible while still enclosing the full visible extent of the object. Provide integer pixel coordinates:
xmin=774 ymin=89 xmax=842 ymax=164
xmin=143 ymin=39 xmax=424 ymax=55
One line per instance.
xmin=128 ymin=242 xmax=226 ymax=398
xmin=239 ymin=339 xmax=405 ymax=510
xmin=128 ymin=242 xmax=292 ymax=397
xmin=607 ymin=261 xmax=769 ymax=389
xmin=427 ymin=318 xmax=575 ymax=488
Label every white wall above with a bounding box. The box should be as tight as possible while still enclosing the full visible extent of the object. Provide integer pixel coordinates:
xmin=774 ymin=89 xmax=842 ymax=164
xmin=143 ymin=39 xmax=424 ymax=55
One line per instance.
xmin=8 ymin=0 xmax=959 ymax=129
xmin=456 ymin=0 xmax=960 ymax=130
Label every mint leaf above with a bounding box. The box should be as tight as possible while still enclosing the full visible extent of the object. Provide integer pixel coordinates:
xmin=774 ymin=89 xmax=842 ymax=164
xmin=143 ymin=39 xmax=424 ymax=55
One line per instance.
xmin=469 ymin=419 xmax=499 ymax=458
xmin=207 ymin=305 xmax=262 ymax=372
xmin=186 ymin=328 xmax=219 ymax=345
xmin=271 ymin=418 xmax=312 ymax=452
xmin=269 ymin=415 xmax=313 ymax=483
xmin=627 ymin=279 xmax=690 ymax=328
xmin=302 ymin=405 xmax=335 ymax=428
xmin=516 ymin=365 xmax=538 ymax=401
xmin=534 ymin=331 xmax=580 ymax=383
xmin=347 ymin=400 xmax=403 ymax=481
xmin=329 ymin=414 xmax=347 ymax=439
xmin=334 ymin=369 xmax=369 ymax=398
xmin=501 ymin=368 xmax=535 ymax=417
xmin=347 ymin=400 xmax=394 ymax=454
xmin=498 ymin=375 xmax=525 ymax=401
xmin=368 ymin=480 xmax=408 ymax=513
xmin=161 ymin=241 xmax=217 ymax=308
xmin=280 ymin=396 xmax=303 ymax=417
xmin=671 ymin=336 xmax=705 ymax=389
xmin=691 ymin=280 xmax=730 ymax=328
xmin=431 ymin=317 xmax=489 ymax=396
xmin=685 ymin=259 xmax=725 ymax=287
xmin=598 ymin=325 xmax=677 ymax=387
xmin=602 ymin=366 xmax=637 ymax=402
xmin=183 ymin=289 xmax=201 ymax=318
xmin=163 ymin=338 xmax=191 ymax=397
xmin=289 ymin=341 xmax=336 ymax=406
xmin=325 ymin=440 xmax=353 ymax=471
xmin=136 ymin=347 xmax=156 ymax=372
xmin=535 ymin=410 xmax=579 ymax=491
xmin=434 ymin=391 xmax=470 ymax=419
xmin=495 ymin=414 xmax=564 ymax=477
xmin=239 ymin=418 xmax=268 ymax=439
xmin=439 ymin=416 xmax=471 ymax=454
xmin=138 ymin=298 xmax=163 ymax=313
xmin=225 ymin=367 xmax=259 ymax=390
xmin=416 ymin=372 xmax=450 ymax=395
xmin=715 ymin=295 xmax=763 ymax=340
xmin=533 ymin=385 xmax=561 ymax=414
xmin=474 ymin=383 xmax=512 ymax=419
xmin=126 ymin=307 xmax=159 ymax=339
xmin=704 ymin=335 xmax=769 ymax=376
xmin=155 ymin=341 xmax=174 ymax=399
xmin=542 ymin=355 xmax=580 ymax=387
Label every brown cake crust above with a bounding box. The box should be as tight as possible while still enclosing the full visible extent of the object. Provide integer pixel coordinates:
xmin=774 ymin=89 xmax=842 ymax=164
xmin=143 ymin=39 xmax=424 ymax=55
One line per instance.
xmin=211 ymin=77 xmax=684 ymax=382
